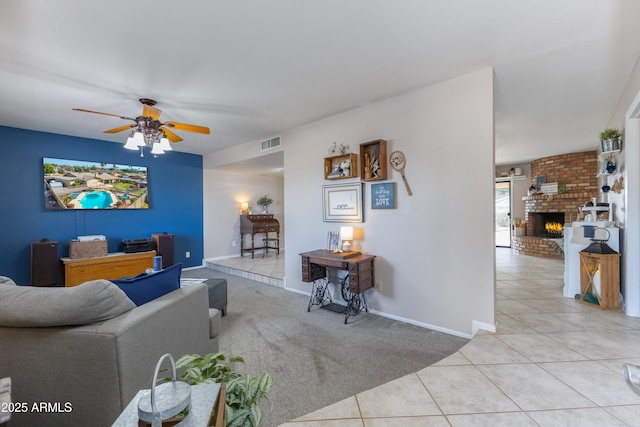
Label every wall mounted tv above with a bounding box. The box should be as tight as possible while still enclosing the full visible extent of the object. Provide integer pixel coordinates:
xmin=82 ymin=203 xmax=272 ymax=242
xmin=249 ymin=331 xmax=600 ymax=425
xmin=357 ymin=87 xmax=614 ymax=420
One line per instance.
xmin=43 ymin=157 xmax=150 ymax=210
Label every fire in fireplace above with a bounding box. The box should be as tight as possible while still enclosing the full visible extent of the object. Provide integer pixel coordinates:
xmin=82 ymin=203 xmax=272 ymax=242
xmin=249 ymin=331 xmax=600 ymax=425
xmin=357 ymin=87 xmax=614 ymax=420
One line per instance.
xmin=530 ymin=212 xmax=564 ymax=238
xmin=545 ymin=221 xmax=563 ymax=237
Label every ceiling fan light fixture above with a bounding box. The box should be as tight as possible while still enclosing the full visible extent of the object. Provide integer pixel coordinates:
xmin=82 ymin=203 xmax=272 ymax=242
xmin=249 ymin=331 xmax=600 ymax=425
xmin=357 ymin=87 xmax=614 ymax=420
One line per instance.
xmin=73 ymin=98 xmax=211 ymax=157
xmin=151 ymin=142 xmax=165 ymax=155
xmin=124 ymin=133 xmax=140 ymax=150
xmin=132 ymin=131 xmax=146 ymax=147
xmin=159 ymin=135 xmax=172 ymax=151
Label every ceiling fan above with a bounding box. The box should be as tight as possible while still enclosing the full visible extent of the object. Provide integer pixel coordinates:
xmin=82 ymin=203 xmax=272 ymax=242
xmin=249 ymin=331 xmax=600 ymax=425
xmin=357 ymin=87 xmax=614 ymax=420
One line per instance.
xmin=73 ymin=98 xmax=210 ymax=154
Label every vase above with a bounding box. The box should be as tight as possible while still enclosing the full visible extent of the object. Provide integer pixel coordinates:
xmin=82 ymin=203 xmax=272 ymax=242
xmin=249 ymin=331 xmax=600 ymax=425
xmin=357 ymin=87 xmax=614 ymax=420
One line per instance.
xmin=602 ymin=138 xmax=620 ymax=152
xmin=262 ymin=205 xmax=268 ymax=214
xmin=515 ymin=227 xmax=525 ymax=237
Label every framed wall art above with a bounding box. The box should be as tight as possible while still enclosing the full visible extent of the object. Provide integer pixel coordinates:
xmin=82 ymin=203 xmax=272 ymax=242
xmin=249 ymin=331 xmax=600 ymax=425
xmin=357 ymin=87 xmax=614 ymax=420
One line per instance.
xmin=371 ymin=182 xmax=396 ymax=209
xmin=322 ymin=183 xmax=364 ymax=222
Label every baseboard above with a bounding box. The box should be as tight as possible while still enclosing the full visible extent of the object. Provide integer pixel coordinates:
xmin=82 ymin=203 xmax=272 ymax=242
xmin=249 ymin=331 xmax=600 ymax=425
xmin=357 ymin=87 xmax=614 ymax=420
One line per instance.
xmin=204 ymin=254 xmax=241 ymax=262
xmin=472 ymin=320 xmax=496 ymax=336
xmin=283 ymin=287 xmax=475 ymax=339
xmin=368 ymin=309 xmax=473 ymax=339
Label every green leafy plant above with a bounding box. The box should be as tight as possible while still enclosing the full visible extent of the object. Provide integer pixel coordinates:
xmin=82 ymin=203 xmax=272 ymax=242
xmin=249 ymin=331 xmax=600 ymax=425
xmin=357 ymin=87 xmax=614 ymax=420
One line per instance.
xmin=226 ymin=373 xmax=273 ymax=427
xmin=175 ymin=352 xmax=272 ymax=427
xmin=256 ymin=195 xmax=273 ymax=207
xmin=176 ymin=352 xmax=244 ymax=384
xmin=600 ymin=128 xmax=621 ymax=141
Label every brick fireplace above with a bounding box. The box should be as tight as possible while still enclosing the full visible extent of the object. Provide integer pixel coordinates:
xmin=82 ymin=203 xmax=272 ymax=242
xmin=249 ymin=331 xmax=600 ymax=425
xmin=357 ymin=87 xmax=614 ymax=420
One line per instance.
xmin=513 ymin=151 xmax=598 ymax=258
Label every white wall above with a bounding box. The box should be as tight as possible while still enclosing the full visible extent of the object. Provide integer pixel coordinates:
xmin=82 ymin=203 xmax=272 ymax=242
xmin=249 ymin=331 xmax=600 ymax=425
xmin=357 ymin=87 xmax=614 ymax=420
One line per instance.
xmin=607 ymin=58 xmax=640 ymax=316
xmin=283 ymin=68 xmax=495 ymax=337
xmin=202 ymin=169 xmax=284 ymax=259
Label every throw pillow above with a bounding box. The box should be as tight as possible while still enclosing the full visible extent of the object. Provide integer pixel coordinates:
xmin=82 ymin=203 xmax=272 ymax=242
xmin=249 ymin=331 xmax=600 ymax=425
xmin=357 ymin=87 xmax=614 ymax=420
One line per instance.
xmin=0 ymin=279 xmax=136 ymax=328
xmin=111 ymin=263 xmax=182 ymax=306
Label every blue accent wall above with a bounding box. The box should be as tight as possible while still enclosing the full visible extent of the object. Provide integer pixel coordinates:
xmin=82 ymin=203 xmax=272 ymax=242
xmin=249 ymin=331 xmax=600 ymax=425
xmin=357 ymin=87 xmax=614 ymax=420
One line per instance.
xmin=0 ymin=126 xmax=204 ymax=285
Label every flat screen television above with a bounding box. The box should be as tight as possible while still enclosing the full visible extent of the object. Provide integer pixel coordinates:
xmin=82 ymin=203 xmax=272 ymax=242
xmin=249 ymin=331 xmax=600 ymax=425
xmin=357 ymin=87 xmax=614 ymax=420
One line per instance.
xmin=43 ymin=157 xmax=149 ymax=210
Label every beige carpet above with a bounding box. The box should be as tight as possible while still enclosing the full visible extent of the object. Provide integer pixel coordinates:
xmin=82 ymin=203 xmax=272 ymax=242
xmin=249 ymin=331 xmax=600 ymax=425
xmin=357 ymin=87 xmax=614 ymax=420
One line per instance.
xmin=182 ymin=268 xmax=469 ymax=426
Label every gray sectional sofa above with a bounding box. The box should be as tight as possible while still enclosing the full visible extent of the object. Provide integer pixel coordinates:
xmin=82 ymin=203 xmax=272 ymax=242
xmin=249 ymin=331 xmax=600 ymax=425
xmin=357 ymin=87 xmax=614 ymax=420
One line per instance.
xmin=0 ymin=279 xmax=221 ymax=427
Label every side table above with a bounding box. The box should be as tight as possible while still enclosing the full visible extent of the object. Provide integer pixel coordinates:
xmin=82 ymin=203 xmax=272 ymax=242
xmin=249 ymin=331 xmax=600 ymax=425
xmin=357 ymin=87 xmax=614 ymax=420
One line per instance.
xmin=112 ymin=383 xmax=223 ymax=426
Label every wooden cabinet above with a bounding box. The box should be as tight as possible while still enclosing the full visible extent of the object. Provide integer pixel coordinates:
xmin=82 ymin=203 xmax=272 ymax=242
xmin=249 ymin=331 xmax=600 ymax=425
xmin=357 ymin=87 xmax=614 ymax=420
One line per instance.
xmin=300 ymin=250 xmax=376 ymax=293
xmin=324 ymin=153 xmax=358 ymax=180
xmin=360 ymin=139 xmax=387 ymax=181
xmin=61 ymin=251 xmax=156 ymax=287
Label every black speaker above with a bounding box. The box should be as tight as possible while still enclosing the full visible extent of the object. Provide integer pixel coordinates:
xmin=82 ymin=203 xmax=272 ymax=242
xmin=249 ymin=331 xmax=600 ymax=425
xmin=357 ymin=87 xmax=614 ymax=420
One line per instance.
xmin=30 ymin=240 xmax=59 ymax=286
xmin=152 ymin=233 xmax=174 ymax=269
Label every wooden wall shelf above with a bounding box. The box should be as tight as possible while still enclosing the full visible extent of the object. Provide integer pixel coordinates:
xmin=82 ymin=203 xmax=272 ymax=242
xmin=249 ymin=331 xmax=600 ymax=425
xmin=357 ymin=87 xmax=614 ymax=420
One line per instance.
xmin=360 ymin=139 xmax=387 ymax=181
xmin=324 ymin=153 xmax=358 ymax=180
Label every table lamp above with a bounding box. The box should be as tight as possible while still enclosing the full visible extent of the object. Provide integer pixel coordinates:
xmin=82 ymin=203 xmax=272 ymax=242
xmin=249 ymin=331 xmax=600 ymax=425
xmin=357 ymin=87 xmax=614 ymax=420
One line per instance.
xmin=340 ymin=226 xmax=353 ymax=252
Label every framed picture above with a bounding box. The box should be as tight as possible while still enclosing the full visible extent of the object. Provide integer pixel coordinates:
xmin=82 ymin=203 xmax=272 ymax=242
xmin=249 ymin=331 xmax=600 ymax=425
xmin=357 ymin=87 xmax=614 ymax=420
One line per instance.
xmin=327 ymin=231 xmax=340 ymax=251
xmin=371 ymin=182 xmax=396 ymax=209
xmin=322 ymin=183 xmax=364 ymax=222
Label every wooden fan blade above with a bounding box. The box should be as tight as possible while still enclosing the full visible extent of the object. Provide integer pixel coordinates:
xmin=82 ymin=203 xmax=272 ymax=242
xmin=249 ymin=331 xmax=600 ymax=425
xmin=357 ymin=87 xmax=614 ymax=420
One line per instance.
xmin=142 ymin=104 xmax=162 ymax=120
xmin=72 ymin=108 xmax=135 ymax=121
xmin=160 ymin=127 xmax=183 ymax=142
xmin=164 ymin=121 xmax=210 ymax=134
xmin=103 ymin=124 xmax=136 ymax=134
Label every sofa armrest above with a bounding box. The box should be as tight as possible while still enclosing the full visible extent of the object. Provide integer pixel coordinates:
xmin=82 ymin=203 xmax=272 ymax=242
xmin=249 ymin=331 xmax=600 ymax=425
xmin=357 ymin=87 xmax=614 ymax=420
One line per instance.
xmin=209 ymin=308 xmax=222 ymax=339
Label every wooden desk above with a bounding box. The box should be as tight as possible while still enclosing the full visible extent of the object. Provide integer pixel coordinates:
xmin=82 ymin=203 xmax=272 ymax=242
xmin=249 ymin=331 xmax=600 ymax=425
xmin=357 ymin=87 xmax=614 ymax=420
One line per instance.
xmin=300 ymin=250 xmax=375 ymax=323
xmin=240 ymin=214 xmax=280 ymax=258
xmin=61 ymin=251 xmax=156 ymax=287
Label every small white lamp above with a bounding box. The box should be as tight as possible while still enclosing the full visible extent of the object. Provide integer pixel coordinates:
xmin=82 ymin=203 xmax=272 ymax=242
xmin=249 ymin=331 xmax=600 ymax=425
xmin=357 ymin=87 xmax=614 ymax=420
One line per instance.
xmin=340 ymin=226 xmax=353 ymax=252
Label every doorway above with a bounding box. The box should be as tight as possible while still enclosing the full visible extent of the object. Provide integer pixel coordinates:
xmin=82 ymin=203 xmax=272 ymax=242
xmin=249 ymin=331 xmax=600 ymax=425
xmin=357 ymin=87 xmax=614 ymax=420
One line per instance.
xmin=495 ymin=180 xmax=511 ymax=247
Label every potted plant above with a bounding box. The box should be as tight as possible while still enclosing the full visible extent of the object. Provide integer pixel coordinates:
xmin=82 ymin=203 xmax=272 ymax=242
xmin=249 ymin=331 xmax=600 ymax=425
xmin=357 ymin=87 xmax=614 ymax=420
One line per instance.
xmin=600 ymin=128 xmax=621 ymax=152
xmin=175 ymin=352 xmax=273 ymax=427
xmin=256 ymin=195 xmax=273 ymax=214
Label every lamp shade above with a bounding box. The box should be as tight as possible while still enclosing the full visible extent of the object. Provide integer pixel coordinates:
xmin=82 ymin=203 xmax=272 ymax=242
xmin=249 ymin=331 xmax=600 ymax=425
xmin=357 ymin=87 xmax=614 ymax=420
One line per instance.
xmin=159 ymin=136 xmax=172 ymax=151
xmin=340 ymin=226 xmax=353 ymax=241
xmin=124 ymin=136 xmax=139 ymax=150
xmin=132 ymin=131 xmax=145 ymax=147
xmin=151 ymin=142 xmax=165 ymax=155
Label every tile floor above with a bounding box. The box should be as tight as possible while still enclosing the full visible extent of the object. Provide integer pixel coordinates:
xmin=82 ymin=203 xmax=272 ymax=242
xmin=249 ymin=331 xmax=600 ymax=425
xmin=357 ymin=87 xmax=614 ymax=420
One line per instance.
xmin=206 ymin=250 xmax=285 ymax=286
xmin=276 ymin=248 xmax=640 ymax=426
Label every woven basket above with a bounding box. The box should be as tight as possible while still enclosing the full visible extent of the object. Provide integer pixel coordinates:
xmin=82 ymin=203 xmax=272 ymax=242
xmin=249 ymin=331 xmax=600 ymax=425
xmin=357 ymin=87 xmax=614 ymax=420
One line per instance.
xmin=69 ymin=240 xmax=107 ymax=259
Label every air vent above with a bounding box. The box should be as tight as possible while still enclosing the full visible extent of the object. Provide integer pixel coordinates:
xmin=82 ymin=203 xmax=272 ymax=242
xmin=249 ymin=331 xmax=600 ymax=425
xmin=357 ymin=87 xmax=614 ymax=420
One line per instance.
xmin=260 ymin=136 xmax=281 ymax=151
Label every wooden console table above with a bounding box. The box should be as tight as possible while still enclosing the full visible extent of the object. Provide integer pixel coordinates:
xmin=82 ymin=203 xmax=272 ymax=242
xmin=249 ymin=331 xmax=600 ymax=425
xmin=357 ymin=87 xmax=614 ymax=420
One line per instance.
xmin=61 ymin=251 xmax=156 ymax=287
xmin=300 ymin=249 xmax=375 ymax=323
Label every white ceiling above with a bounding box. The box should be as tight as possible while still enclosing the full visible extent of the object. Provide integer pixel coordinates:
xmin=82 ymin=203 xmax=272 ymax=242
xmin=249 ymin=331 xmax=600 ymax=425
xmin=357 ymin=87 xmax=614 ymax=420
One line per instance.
xmin=1 ymin=0 xmax=640 ymax=170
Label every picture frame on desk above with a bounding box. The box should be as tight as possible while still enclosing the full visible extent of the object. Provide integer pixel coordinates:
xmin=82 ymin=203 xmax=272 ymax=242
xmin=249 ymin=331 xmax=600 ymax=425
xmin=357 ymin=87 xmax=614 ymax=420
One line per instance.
xmin=322 ymin=183 xmax=364 ymax=222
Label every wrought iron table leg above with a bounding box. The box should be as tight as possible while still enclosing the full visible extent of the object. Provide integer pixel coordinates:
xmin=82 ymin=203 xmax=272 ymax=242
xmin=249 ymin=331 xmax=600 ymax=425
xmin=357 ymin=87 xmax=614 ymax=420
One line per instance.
xmin=340 ymin=278 xmax=368 ymax=323
xmin=307 ymin=278 xmax=332 ymax=311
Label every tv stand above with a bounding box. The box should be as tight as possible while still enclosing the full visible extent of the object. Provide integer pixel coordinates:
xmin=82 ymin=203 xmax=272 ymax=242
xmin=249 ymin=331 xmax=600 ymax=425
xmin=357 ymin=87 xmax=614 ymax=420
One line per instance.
xmin=61 ymin=251 xmax=156 ymax=287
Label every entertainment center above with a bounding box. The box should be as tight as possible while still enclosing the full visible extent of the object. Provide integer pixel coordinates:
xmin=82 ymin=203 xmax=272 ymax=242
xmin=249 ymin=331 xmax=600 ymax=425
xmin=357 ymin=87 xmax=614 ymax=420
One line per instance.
xmin=61 ymin=251 xmax=156 ymax=287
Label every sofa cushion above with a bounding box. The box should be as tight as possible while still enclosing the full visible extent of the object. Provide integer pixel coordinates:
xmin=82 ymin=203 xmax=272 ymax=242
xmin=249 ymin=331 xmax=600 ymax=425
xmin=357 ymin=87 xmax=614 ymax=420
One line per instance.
xmin=111 ymin=263 xmax=182 ymax=306
xmin=0 ymin=276 xmax=17 ymax=286
xmin=0 ymin=279 xmax=136 ymax=327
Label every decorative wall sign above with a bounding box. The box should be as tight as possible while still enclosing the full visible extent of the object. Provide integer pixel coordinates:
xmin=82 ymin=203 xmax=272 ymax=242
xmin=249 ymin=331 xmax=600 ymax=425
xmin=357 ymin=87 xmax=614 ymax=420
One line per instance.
xmin=322 ymin=183 xmax=364 ymax=222
xmin=371 ymin=183 xmax=396 ymax=209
